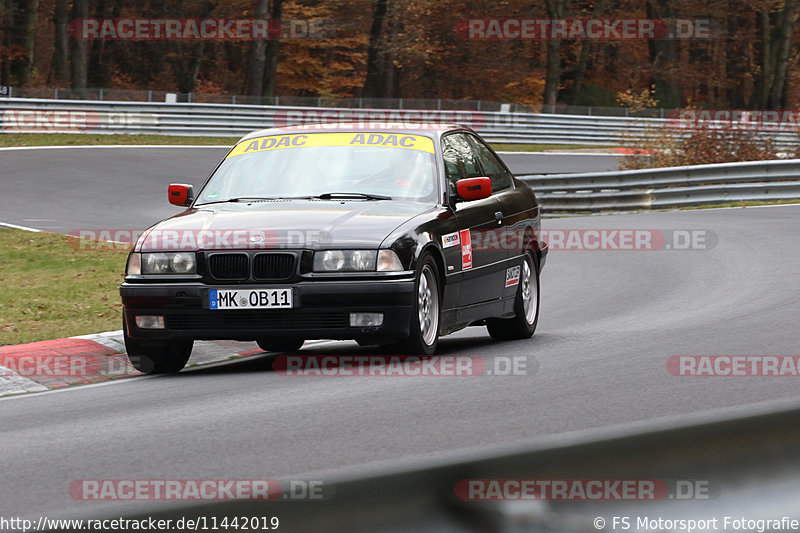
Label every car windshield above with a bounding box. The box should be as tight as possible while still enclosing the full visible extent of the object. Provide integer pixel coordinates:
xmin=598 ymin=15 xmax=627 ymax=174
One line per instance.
xmin=197 ymin=132 xmax=438 ymax=204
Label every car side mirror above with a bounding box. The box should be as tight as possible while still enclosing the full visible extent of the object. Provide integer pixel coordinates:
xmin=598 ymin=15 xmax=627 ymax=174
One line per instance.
xmin=168 ymin=183 xmax=194 ymax=207
xmin=455 ymin=177 xmax=492 ymax=202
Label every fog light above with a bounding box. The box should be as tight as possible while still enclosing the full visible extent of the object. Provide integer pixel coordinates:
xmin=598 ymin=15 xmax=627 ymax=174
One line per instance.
xmin=349 ymin=313 xmax=384 ymax=327
xmin=135 ymin=315 xmax=165 ymax=329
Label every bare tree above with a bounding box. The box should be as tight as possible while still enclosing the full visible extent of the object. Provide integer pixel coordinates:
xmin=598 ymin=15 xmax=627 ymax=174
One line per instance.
xmin=52 ymin=0 xmax=68 ymax=83
xmin=262 ymin=0 xmax=283 ymax=98
xmin=246 ymin=0 xmax=270 ymax=97
xmin=70 ymin=0 xmax=88 ymax=91
xmin=646 ymin=0 xmax=681 ymax=108
xmin=362 ymin=0 xmax=388 ymax=98
xmin=4 ymin=0 xmax=39 ymax=85
xmin=1 ymin=0 xmax=13 ymax=86
xmin=165 ymin=0 xmax=216 ymax=94
xmin=543 ymin=0 xmax=565 ymax=107
xmin=567 ymin=0 xmax=609 ymax=105
xmin=763 ymin=0 xmax=797 ymax=109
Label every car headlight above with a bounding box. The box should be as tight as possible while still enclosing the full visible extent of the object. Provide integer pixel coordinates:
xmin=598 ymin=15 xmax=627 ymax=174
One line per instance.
xmin=170 ymin=252 xmax=196 ymax=273
xmin=313 ymin=250 xmax=377 ymax=272
xmin=138 ymin=252 xmax=197 ymax=274
xmin=315 ymin=250 xmax=345 ymax=271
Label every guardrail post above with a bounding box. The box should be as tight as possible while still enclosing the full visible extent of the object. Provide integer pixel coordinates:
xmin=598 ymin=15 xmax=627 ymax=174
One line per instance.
xmin=148 ymin=90 xmax=152 ymax=102
xmin=99 ymin=88 xmax=104 ymax=100
xmin=54 ymin=88 xmax=59 ymax=99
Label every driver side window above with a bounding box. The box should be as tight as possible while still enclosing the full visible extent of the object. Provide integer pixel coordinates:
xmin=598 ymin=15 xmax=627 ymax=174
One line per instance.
xmin=466 ymin=134 xmax=513 ymax=193
xmin=441 ymin=133 xmax=482 ymax=194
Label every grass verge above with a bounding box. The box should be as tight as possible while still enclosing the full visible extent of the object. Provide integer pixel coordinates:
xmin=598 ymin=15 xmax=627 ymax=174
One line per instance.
xmin=0 ymin=228 xmax=129 ymax=346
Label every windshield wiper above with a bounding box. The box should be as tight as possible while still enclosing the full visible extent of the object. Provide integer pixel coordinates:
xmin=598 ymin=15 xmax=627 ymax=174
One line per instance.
xmin=196 ymin=196 xmax=312 ymax=205
xmin=314 ymin=192 xmax=392 ymax=201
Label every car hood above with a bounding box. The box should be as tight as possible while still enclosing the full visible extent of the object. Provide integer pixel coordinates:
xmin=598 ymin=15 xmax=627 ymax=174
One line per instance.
xmin=138 ymin=199 xmax=435 ymax=251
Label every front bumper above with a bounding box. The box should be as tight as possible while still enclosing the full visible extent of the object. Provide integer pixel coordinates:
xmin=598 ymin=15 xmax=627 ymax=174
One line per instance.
xmin=121 ymin=278 xmax=415 ymax=344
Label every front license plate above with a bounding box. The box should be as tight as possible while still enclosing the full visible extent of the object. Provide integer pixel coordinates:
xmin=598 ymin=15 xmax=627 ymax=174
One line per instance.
xmin=209 ymin=288 xmax=293 ymax=310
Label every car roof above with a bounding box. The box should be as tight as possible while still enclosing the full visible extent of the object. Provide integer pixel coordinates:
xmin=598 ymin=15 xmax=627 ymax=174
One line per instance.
xmin=237 ymin=122 xmax=473 ymax=143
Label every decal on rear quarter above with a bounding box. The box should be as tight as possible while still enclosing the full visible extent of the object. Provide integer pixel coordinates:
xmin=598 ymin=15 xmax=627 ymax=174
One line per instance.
xmin=460 ymin=229 xmax=472 ymax=270
xmin=505 ymin=265 xmax=521 ymax=287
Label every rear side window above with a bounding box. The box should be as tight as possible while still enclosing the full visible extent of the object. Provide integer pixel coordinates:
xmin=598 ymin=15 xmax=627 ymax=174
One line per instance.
xmin=466 ymin=135 xmax=513 ymax=193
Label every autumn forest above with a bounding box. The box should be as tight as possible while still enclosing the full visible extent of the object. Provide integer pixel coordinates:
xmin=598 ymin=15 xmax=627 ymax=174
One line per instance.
xmin=1 ymin=0 xmax=799 ymax=111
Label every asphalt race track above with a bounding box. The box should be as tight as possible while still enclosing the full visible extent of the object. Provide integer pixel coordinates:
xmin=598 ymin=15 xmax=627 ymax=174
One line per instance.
xmin=0 ymin=147 xmax=229 ymax=232
xmin=1 ymin=147 xmax=799 ymax=522
xmin=0 ymin=146 xmax=620 ymax=233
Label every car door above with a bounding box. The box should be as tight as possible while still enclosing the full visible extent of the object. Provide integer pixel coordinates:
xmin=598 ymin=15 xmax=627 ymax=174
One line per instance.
xmin=441 ymin=132 xmax=507 ymax=307
xmin=466 ymin=134 xmax=534 ymax=295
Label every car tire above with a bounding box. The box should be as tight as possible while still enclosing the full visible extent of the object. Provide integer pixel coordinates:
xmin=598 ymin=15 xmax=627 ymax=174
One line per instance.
xmin=487 ymin=252 xmax=539 ymax=341
xmin=123 ymin=315 xmax=193 ymax=374
xmin=396 ymin=253 xmax=441 ymax=355
xmin=256 ymin=338 xmax=304 ymax=352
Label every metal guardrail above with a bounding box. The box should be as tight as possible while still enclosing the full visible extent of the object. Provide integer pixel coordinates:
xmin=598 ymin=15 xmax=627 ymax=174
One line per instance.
xmin=0 ymin=97 xmax=650 ymax=143
xmin=3 ymin=97 xmax=800 ymax=148
xmin=521 ymin=159 xmax=800 ymax=212
xmin=111 ymin=401 xmax=800 ymax=533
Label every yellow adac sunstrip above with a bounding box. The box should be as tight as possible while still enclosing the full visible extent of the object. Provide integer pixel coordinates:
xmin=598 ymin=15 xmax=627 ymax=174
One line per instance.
xmin=227 ymin=132 xmax=435 ymax=158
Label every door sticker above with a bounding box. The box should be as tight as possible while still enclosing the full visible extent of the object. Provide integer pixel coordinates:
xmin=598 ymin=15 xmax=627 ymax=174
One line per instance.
xmin=441 ymin=232 xmax=460 ymax=248
xmin=460 ymin=229 xmax=472 ymax=270
xmin=505 ymin=265 xmax=521 ymax=287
